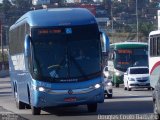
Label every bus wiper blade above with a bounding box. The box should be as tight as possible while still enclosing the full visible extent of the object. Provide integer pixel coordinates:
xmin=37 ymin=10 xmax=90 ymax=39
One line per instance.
xmin=70 ymin=55 xmax=88 ymax=80
xmin=48 ymin=64 xmax=61 ymax=69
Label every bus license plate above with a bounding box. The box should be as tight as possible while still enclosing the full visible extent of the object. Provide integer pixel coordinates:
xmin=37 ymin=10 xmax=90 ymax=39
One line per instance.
xmin=64 ymin=97 xmax=77 ymax=102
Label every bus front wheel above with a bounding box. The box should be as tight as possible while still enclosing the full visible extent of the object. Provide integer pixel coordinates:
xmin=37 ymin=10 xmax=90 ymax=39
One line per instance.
xmin=87 ymin=103 xmax=97 ymax=112
xmin=31 ymin=106 xmax=41 ymax=115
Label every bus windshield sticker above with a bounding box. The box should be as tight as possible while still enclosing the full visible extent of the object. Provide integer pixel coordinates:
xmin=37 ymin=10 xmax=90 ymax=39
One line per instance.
xmin=65 ymin=28 xmax=72 ymax=34
xmin=49 ymin=70 xmax=59 ymax=78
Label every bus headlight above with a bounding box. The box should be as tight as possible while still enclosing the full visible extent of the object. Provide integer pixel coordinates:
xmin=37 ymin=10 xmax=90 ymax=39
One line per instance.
xmin=115 ymin=72 xmax=120 ymax=76
xmin=94 ymin=84 xmax=101 ymax=89
xmin=32 ymin=85 xmax=46 ymax=92
xmin=38 ymin=87 xmax=45 ymax=92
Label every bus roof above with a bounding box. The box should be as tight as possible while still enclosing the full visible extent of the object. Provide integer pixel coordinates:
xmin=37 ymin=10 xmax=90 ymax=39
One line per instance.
xmin=110 ymin=42 xmax=148 ymax=49
xmin=10 ymin=8 xmax=96 ymax=30
xmin=149 ymin=30 xmax=160 ymax=36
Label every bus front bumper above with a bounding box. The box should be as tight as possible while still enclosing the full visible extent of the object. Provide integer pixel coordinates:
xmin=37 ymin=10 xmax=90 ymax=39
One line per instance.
xmin=30 ymin=85 xmax=104 ymax=108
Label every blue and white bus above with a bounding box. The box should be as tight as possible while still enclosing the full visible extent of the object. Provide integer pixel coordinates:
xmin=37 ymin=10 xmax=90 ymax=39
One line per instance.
xmin=9 ymin=8 xmax=109 ymax=115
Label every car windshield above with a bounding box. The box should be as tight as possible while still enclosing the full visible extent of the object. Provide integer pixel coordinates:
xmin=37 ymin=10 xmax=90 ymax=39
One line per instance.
xmin=31 ymin=25 xmax=101 ymax=81
xmin=130 ymin=68 xmax=149 ymax=74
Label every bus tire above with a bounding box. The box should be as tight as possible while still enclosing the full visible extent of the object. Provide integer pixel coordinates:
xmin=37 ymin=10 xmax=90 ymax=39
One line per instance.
xmin=87 ymin=103 xmax=97 ymax=112
xmin=153 ymin=100 xmax=160 ymax=119
xmin=115 ymin=84 xmax=119 ymax=87
xmin=14 ymin=84 xmax=25 ymax=109
xmin=25 ymin=104 xmax=31 ymax=109
xmin=31 ymin=106 xmax=41 ymax=115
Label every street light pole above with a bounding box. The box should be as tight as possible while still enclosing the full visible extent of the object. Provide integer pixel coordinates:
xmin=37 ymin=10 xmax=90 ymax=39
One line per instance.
xmin=136 ymin=0 xmax=139 ymax=42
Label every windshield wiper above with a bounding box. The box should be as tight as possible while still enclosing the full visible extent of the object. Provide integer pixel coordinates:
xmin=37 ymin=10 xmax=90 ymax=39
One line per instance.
xmin=69 ymin=54 xmax=88 ymax=80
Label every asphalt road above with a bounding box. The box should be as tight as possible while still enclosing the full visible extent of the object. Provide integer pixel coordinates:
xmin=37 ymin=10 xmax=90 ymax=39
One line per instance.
xmin=0 ymin=77 xmax=156 ymax=120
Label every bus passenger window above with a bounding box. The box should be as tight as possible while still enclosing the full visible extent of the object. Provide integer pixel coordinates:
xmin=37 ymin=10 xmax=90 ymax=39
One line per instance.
xmin=157 ymin=37 xmax=160 ymax=56
xmin=150 ymin=38 xmax=153 ymax=56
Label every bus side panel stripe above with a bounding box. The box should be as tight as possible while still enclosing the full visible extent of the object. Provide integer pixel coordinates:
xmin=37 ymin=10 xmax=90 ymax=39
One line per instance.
xmin=150 ymin=61 xmax=160 ymax=74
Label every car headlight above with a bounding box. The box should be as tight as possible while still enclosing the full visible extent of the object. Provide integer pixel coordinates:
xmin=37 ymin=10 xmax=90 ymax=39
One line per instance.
xmin=115 ymin=72 xmax=120 ymax=76
xmin=107 ymin=82 xmax=112 ymax=86
xmin=129 ymin=78 xmax=135 ymax=81
xmin=104 ymin=72 xmax=109 ymax=77
xmin=106 ymin=82 xmax=112 ymax=89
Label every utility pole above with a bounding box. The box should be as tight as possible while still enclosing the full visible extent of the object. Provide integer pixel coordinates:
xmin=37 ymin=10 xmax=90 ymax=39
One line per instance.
xmin=136 ymin=0 xmax=139 ymax=42
xmin=0 ymin=22 xmax=4 ymax=70
xmin=111 ymin=0 xmax=114 ymax=43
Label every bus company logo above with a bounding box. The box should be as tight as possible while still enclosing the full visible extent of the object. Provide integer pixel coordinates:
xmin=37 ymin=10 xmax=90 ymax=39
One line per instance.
xmin=68 ymin=89 xmax=73 ymax=94
xmin=65 ymin=28 xmax=72 ymax=34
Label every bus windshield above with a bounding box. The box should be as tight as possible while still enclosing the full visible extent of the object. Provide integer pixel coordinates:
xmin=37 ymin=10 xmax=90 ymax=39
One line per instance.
xmin=115 ymin=48 xmax=148 ymax=72
xmin=31 ymin=25 xmax=101 ymax=82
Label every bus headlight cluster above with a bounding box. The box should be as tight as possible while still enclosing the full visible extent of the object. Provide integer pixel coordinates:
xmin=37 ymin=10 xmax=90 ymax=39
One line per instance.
xmin=38 ymin=87 xmax=45 ymax=92
xmin=115 ymin=72 xmax=120 ymax=76
xmin=32 ymin=85 xmax=46 ymax=92
xmin=94 ymin=84 xmax=101 ymax=89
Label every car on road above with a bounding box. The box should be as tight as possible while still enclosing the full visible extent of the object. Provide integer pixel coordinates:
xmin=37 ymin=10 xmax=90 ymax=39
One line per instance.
xmin=123 ymin=66 xmax=150 ymax=91
xmin=103 ymin=66 xmax=113 ymax=98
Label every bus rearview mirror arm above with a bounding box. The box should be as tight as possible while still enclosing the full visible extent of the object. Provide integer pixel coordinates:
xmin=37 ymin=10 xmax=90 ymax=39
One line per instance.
xmin=100 ymin=31 xmax=109 ymax=53
xmin=24 ymin=35 xmax=31 ymax=57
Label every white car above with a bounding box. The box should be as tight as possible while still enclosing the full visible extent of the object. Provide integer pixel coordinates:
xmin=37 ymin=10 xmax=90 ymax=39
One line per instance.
xmin=123 ymin=66 xmax=150 ymax=91
xmin=103 ymin=66 xmax=113 ymax=98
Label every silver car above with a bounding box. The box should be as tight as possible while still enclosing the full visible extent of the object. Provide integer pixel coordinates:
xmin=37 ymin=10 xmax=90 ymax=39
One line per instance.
xmin=103 ymin=66 xmax=113 ymax=98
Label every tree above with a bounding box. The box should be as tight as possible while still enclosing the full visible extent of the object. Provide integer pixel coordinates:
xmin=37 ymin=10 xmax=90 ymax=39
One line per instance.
xmin=139 ymin=22 xmax=154 ymax=38
xmin=13 ymin=0 xmax=31 ymax=10
xmin=2 ymin=0 xmax=12 ymax=14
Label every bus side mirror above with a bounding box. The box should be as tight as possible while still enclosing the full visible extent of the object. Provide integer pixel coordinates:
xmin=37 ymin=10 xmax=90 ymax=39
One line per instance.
xmin=24 ymin=35 xmax=31 ymax=57
xmin=100 ymin=31 xmax=109 ymax=53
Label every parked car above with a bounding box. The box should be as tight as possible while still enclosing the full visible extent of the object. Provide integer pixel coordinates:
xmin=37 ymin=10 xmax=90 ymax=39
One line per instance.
xmin=123 ymin=66 xmax=150 ymax=91
xmin=103 ymin=66 xmax=113 ymax=98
